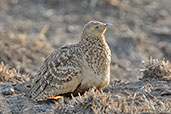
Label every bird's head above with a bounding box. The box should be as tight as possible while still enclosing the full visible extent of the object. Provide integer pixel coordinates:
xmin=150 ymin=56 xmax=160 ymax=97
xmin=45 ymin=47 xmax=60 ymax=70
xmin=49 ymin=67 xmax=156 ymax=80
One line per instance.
xmin=82 ymin=21 xmax=112 ymax=37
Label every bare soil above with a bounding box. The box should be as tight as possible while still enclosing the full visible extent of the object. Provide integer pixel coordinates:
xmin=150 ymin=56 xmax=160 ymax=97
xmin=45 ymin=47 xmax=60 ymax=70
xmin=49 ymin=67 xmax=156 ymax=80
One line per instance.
xmin=0 ymin=0 xmax=171 ymax=113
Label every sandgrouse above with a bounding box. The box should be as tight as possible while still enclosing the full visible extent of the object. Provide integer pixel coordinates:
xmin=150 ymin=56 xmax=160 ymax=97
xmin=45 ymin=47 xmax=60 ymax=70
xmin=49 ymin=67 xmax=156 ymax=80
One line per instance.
xmin=27 ymin=21 xmax=112 ymax=101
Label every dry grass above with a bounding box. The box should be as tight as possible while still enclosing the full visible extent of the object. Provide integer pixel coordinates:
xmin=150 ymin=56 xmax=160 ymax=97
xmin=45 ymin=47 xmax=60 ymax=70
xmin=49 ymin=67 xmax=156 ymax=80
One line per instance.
xmin=137 ymin=57 xmax=171 ymax=80
xmin=56 ymin=86 xmax=171 ymax=114
xmin=0 ymin=62 xmax=29 ymax=83
xmin=56 ymin=88 xmax=113 ymax=114
xmin=0 ymin=0 xmax=171 ymax=113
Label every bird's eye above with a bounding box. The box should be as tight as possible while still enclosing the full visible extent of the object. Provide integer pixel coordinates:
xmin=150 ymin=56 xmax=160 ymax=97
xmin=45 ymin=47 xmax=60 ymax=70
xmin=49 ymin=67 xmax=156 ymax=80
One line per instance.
xmin=95 ymin=26 xmax=99 ymax=29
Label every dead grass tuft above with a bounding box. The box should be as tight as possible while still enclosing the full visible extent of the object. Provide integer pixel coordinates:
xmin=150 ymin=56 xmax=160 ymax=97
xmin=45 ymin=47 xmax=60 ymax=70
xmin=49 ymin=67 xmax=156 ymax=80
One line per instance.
xmin=138 ymin=57 xmax=171 ymax=80
xmin=55 ymin=88 xmax=113 ymax=114
xmin=0 ymin=62 xmax=29 ymax=83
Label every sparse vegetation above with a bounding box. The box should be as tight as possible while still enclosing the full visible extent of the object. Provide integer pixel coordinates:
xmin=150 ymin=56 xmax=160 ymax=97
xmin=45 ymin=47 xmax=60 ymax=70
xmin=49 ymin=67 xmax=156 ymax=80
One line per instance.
xmin=140 ymin=57 xmax=171 ymax=80
xmin=0 ymin=0 xmax=171 ymax=113
xmin=0 ymin=62 xmax=29 ymax=83
xmin=56 ymin=86 xmax=171 ymax=114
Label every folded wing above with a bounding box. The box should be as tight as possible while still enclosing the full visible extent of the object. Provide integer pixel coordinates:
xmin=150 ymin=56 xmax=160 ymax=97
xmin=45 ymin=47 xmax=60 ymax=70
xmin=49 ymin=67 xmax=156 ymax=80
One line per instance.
xmin=26 ymin=46 xmax=82 ymax=101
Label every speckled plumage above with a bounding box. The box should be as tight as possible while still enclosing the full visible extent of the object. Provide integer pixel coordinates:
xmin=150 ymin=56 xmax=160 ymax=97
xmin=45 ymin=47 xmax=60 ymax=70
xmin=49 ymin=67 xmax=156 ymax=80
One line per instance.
xmin=27 ymin=21 xmax=111 ymax=101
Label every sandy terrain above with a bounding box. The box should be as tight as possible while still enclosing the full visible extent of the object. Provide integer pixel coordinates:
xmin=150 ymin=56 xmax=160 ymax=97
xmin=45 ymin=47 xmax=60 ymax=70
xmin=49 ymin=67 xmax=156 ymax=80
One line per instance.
xmin=0 ymin=0 xmax=171 ymax=113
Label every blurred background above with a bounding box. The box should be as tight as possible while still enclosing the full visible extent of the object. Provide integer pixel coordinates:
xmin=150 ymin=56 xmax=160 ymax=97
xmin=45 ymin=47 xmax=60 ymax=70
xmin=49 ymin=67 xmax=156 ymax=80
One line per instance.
xmin=0 ymin=0 xmax=171 ymax=81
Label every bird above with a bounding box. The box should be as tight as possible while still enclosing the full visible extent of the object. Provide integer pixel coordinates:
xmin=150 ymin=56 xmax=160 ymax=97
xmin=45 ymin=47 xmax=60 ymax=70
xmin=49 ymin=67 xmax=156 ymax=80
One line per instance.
xmin=26 ymin=21 xmax=112 ymax=101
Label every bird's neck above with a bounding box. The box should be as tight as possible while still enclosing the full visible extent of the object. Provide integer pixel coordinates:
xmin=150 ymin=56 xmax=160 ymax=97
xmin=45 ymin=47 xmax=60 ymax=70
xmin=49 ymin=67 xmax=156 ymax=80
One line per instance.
xmin=78 ymin=33 xmax=110 ymax=60
xmin=79 ymin=33 xmax=107 ymax=50
xmin=78 ymin=33 xmax=111 ymax=75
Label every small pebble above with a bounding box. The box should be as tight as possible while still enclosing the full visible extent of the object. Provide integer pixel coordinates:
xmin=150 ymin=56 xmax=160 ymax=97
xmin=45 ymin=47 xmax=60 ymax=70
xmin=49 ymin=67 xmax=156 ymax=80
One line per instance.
xmin=0 ymin=85 xmax=15 ymax=95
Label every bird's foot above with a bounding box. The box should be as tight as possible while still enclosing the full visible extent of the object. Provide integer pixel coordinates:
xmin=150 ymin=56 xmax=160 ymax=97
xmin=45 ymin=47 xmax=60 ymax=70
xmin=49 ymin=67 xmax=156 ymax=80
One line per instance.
xmin=49 ymin=95 xmax=62 ymax=100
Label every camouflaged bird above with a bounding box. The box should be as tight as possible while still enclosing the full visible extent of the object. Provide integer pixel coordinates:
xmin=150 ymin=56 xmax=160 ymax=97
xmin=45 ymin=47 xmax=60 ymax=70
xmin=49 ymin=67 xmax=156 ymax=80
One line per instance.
xmin=27 ymin=21 xmax=112 ymax=101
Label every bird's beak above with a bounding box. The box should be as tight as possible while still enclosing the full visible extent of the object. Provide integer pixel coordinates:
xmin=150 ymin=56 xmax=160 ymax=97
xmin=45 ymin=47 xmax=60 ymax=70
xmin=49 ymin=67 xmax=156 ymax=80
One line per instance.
xmin=105 ymin=23 xmax=112 ymax=27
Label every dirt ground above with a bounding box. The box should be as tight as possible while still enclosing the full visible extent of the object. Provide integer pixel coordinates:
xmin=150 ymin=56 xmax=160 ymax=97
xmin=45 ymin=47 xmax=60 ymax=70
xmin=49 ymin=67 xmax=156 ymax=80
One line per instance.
xmin=0 ymin=0 xmax=171 ymax=113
